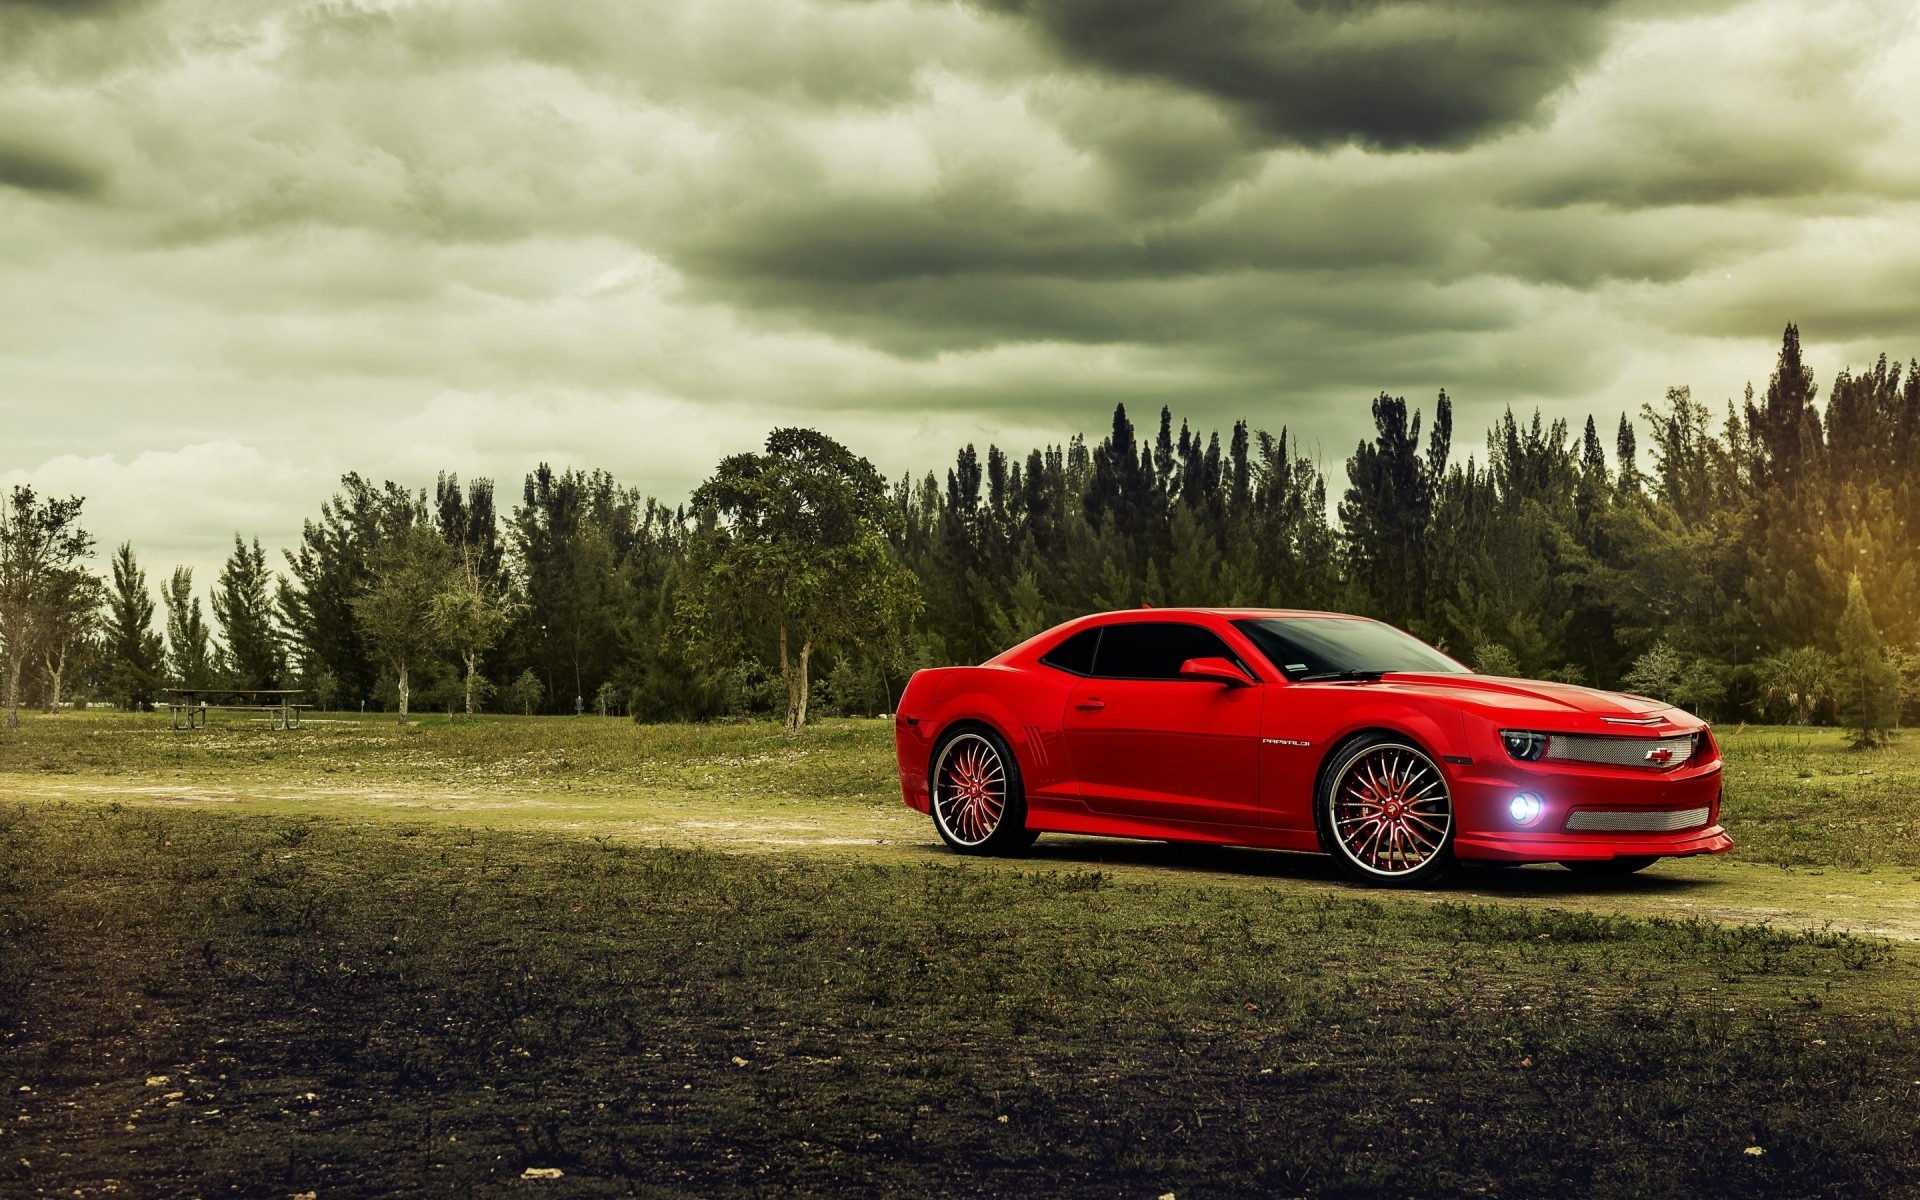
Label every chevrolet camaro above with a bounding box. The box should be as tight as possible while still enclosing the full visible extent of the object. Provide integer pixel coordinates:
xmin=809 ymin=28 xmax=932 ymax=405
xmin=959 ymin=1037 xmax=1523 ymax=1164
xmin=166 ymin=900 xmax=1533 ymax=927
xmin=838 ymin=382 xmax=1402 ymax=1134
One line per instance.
xmin=893 ymin=608 xmax=1731 ymax=886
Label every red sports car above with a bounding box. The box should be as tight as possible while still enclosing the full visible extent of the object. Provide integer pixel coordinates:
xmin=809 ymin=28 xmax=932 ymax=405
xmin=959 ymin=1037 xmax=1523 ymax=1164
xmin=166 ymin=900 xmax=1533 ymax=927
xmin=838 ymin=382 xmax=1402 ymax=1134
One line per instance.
xmin=894 ymin=608 xmax=1731 ymax=885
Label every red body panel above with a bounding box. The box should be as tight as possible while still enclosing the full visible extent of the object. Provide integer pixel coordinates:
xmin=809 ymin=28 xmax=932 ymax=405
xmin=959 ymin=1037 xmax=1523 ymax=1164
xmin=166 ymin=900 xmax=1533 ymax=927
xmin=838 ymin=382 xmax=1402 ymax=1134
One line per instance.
xmin=895 ymin=608 xmax=1733 ymax=869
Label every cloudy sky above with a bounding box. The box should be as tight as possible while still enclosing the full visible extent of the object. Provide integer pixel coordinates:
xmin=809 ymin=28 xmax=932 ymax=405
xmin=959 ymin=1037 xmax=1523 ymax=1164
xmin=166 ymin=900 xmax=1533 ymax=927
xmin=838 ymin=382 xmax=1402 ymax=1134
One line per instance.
xmin=3 ymin=0 xmax=1918 ymax=592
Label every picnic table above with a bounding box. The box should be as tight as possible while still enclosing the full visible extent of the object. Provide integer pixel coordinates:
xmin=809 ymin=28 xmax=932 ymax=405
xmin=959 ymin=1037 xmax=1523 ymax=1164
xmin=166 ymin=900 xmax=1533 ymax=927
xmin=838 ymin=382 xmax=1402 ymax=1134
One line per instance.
xmin=165 ymin=687 xmax=309 ymax=731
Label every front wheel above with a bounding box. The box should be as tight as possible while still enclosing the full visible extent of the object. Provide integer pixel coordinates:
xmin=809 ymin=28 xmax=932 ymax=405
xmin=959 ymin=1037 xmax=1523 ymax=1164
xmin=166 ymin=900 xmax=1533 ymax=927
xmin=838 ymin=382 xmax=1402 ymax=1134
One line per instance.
xmin=1317 ymin=735 xmax=1455 ymax=887
xmin=929 ymin=727 xmax=1035 ymax=856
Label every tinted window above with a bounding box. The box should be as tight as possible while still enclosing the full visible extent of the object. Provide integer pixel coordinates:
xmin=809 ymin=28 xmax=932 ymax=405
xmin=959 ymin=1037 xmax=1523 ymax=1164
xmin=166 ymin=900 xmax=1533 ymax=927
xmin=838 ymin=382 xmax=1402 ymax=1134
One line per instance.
xmin=1091 ymin=622 xmax=1239 ymax=680
xmin=1232 ymin=616 xmax=1466 ymax=680
xmin=1039 ymin=628 xmax=1101 ymax=675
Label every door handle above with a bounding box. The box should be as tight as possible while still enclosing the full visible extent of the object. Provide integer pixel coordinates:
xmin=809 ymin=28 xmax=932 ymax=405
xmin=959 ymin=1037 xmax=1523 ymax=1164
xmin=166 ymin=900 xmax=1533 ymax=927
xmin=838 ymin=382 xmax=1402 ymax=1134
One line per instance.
xmin=1075 ymin=698 xmax=1105 ymax=710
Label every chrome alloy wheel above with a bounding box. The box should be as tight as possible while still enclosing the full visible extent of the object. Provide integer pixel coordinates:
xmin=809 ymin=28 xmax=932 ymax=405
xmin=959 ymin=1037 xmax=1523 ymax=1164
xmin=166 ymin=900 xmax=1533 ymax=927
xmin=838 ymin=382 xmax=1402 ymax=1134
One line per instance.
xmin=932 ymin=732 xmax=1008 ymax=847
xmin=1329 ymin=743 xmax=1453 ymax=877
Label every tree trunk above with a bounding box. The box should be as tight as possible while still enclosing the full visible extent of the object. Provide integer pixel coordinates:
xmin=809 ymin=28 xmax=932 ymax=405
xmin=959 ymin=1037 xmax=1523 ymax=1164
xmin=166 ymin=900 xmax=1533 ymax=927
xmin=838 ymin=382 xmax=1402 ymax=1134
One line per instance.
xmin=464 ymin=650 xmax=477 ymax=717
xmin=779 ymin=622 xmax=798 ymax=738
xmin=3 ymin=654 xmax=21 ymax=731
xmin=794 ymin=637 xmax=812 ymax=734
xmin=44 ymin=644 xmax=67 ymax=714
xmin=397 ymin=662 xmax=410 ymax=724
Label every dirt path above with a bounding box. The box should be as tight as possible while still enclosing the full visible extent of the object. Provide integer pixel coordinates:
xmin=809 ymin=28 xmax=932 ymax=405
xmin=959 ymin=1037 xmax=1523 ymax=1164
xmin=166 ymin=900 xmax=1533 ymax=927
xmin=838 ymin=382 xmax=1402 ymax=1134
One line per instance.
xmin=16 ymin=774 xmax=1920 ymax=946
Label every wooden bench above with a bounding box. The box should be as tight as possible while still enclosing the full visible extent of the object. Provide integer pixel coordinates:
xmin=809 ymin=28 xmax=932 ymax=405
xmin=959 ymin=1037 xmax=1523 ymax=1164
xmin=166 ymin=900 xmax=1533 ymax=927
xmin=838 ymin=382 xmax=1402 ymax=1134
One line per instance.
xmin=165 ymin=689 xmax=310 ymax=732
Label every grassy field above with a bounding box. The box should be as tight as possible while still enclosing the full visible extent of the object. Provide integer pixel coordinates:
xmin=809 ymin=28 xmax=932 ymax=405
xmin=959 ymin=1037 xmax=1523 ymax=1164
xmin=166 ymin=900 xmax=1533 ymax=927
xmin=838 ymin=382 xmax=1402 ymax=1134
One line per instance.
xmin=3 ymin=712 xmax=1920 ymax=1197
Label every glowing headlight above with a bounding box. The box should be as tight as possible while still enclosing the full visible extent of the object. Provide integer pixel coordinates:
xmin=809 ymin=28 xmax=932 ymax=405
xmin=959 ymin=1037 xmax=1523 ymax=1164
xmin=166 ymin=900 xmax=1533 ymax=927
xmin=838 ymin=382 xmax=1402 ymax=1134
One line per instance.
xmin=1501 ymin=730 xmax=1549 ymax=761
xmin=1509 ymin=792 xmax=1544 ymax=826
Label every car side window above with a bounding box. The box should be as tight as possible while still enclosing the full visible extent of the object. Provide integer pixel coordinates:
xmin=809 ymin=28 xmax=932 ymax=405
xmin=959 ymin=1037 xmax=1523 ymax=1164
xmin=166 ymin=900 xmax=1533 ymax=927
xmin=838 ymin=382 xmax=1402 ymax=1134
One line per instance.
xmin=1090 ymin=622 xmax=1241 ymax=681
xmin=1039 ymin=628 xmax=1101 ymax=675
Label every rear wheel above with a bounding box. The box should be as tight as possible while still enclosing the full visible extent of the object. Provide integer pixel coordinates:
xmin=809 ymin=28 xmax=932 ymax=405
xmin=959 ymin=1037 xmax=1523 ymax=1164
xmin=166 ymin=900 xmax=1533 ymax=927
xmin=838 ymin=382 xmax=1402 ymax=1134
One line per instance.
xmin=1318 ymin=734 xmax=1455 ymax=887
xmin=929 ymin=727 xmax=1035 ymax=856
xmin=1561 ymin=856 xmax=1658 ymax=875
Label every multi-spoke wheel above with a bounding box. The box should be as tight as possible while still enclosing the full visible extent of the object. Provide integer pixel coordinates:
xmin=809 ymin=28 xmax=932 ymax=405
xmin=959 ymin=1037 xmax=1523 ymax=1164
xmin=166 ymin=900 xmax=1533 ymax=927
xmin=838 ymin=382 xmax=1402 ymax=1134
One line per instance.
xmin=1318 ymin=736 xmax=1455 ymax=886
xmin=929 ymin=727 xmax=1035 ymax=855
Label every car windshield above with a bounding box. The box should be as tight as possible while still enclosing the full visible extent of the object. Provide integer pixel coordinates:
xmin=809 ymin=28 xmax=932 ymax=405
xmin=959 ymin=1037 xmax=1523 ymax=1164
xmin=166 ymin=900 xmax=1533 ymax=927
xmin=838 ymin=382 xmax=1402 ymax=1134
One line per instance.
xmin=1232 ymin=616 xmax=1467 ymax=681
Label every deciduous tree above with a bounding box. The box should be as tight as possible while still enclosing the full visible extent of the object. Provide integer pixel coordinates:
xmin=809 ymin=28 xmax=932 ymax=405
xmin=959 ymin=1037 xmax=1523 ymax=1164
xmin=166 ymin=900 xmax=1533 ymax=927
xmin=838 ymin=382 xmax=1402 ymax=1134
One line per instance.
xmin=351 ymin=524 xmax=453 ymax=723
xmin=40 ymin=567 xmax=104 ymax=713
xmin=684 ymin=428 xmax=920 ymax=737
xmin=0 ymin=487 xmax=96 ymax=730
xmin=431 ymin=549 xmax=515 ymax=717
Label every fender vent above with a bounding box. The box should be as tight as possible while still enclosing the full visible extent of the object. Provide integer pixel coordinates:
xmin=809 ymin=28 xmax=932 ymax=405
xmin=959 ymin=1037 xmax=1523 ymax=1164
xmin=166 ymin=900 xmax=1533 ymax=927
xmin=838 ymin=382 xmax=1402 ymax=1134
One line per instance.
xmin=1022 ymin=724 xmax=1052 ymax=786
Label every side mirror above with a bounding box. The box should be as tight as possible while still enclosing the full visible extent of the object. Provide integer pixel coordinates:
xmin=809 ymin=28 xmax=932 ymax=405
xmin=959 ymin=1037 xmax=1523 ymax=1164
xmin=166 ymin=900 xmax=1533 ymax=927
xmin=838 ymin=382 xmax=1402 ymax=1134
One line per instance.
xmin=1178 ymin=656 xmax=1253 ymax=688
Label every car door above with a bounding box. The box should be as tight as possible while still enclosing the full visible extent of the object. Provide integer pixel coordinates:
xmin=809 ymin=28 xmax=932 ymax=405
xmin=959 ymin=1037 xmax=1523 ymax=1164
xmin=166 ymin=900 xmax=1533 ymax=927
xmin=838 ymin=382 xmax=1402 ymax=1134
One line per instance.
xmin=1060 ymin=621 xmax=1264 ymax=829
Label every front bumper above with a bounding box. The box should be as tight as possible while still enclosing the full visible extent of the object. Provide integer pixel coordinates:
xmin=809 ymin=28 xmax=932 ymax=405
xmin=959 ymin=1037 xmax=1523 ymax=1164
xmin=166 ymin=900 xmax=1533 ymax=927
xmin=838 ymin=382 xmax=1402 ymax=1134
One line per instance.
xmin=1448 ymin=729 xmax=1730 ymax=864
xmin=1457 ymin=824 xmax=1733 ymax=863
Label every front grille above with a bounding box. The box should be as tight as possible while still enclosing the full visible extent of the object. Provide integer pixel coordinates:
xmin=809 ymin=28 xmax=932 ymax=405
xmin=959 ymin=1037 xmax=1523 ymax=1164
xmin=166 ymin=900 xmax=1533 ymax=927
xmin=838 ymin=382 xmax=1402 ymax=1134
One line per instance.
xmin=1564 ymin=807 xmax=1710 ymax=833
xmin=1546 ymin=733 xmax=1696 ymax=770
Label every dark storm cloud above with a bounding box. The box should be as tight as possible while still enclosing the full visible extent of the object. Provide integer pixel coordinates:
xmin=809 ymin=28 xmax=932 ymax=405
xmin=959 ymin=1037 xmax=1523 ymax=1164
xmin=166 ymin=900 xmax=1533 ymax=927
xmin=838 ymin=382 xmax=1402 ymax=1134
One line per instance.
xmin=969 ymin=0 xmax=1716 ymax=148
xmin=0 ymin=136 xmax=103 ymax=195
xmin=0 ymin=0 xmax=136 ymax=10
xmin=2 ymin=0 xmax=1917 ymax=587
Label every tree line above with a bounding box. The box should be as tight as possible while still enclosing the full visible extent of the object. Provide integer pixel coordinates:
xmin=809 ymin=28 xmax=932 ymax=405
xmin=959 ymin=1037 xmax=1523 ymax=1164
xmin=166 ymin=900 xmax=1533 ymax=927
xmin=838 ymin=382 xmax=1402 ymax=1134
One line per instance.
xmin=1 ymin=325 xmax=1915 ymax=742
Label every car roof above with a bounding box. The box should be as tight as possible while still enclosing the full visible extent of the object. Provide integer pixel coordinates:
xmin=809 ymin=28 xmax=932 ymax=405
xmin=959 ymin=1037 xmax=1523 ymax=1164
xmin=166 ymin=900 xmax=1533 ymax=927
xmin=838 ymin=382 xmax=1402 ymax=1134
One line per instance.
xmin=1077 ymin=607 xmax=1367 ymax=621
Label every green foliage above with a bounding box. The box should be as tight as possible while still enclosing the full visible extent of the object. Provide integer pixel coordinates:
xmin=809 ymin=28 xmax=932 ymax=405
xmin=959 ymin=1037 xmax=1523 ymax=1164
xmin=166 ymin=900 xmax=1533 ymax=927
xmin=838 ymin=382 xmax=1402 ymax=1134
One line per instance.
xmin=429 ymin=548 xmax=515 ymax=716
xmin=212 ymin=534 xmax=283 ymax=689
xmin=101 ymin=541 xmax=163 ymax=713
xmin=77 ymin=325 xmax=1920 ymax=723
xmin=1756 ymin=646 xmax=1838 ymax=725
xmin=350 ymin=523 xmax=454 ymax=722
xmin=683 ymin=428 xmax=920 ymax=736
xmin=281 ymin=474 xmax=424 ymax=707
xmin=1836 ymin=574 xmax=1899 ymax=748
xmin=0 ymin=487 xmax=97 ymax=728
xmin=1471 ymin=643 xmax=1520 ymax=677
xmin=162 ymin=566 xmax=218 ymax=689
xmin=504 ymin=667 xmax=544 ymax=716
xmin=1621 ymin=640 xmax=1725 ymax=716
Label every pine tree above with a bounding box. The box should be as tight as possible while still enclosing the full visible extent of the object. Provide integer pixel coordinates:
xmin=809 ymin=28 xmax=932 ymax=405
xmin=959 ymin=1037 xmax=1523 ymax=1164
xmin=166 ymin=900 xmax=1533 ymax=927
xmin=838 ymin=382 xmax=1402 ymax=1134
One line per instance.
xmin=163 ymin=567 xmax=218 ymax=688
xmin=213 ymin=535 xmax=282 ymax=689
xmin=1836 ymin=573 xmax=1898 ymax=748
xmin=1340 ymin=391 xmax=1450 ymax=631
xmin=102 ymin=542 xmax=164 ymax=711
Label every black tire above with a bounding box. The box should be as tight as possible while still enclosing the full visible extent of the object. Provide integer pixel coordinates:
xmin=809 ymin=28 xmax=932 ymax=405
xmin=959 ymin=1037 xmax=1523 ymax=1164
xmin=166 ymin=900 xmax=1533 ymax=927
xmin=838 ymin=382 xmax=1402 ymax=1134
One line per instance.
xmin=928 ymin=726 xmax=1035 ymax=856
xmin=1561 ymin=856 xmax=1658 ymax=876
xmin=1316 ymin=732 xmax=1456 ymax=887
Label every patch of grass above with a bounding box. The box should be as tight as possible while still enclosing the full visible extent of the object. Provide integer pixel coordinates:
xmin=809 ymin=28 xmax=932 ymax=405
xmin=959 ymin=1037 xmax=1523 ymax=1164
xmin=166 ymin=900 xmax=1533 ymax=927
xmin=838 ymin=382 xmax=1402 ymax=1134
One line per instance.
xmin=0 ymin=710 xmax=901 ymax=806
xmin=12 ymin=712 xmax=1920 ymax=871
xmin=3 ymin=804 xmax=1919 ymax=1198
xmin=1715 ymin=725 xmax=1920 ymax=869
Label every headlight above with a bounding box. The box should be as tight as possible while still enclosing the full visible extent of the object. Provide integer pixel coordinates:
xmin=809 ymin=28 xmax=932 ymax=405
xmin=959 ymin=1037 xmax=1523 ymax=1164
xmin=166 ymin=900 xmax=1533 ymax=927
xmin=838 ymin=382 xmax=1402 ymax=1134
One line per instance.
xmin=1501 ymin=730 xmax=1549 ymax=762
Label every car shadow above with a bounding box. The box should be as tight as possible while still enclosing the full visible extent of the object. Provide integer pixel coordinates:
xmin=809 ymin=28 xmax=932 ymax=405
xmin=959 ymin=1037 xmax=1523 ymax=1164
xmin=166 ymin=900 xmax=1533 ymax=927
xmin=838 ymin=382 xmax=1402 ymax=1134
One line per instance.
xmin=1016 ymin=834 xmax=1718 ymax=898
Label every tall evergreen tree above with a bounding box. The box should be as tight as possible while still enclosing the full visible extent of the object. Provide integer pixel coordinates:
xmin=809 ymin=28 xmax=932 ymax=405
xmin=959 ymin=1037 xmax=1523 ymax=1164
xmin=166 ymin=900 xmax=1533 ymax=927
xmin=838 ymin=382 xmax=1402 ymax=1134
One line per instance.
xmin=213 ymin=535 xmax=282 ymax=689
xmin=1836 ymin=574 xmax=1898 ymax=748
xmin=1340 ymin=391 xmax=1450 ymax=632
xmin=281 ymin=475 xmax=423 ymax=706
xmin=163 ymin=566 xmax=218 ymax=688
xmin=102 ymin=542 xmax=164 ymax=712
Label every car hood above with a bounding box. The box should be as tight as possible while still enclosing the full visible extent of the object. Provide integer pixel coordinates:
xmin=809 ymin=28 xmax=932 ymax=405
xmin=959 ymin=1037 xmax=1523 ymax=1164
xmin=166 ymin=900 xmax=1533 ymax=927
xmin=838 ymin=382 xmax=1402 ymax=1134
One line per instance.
xmin=1360 ymin=673 xmax=1702 ymax=730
